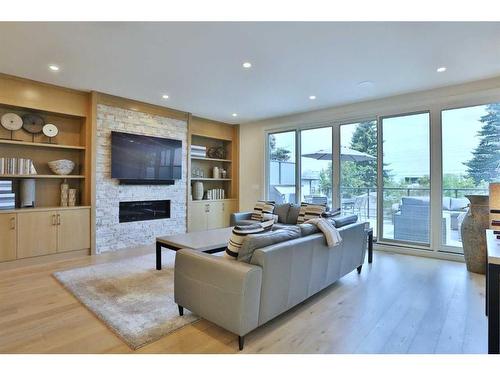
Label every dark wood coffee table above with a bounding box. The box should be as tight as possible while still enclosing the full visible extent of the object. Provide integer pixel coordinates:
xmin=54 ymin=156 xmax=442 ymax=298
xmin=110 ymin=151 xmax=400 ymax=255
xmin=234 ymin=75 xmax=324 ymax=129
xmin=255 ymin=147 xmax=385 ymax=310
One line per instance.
xmin=155 ymin=227 xmax=233 ymax=270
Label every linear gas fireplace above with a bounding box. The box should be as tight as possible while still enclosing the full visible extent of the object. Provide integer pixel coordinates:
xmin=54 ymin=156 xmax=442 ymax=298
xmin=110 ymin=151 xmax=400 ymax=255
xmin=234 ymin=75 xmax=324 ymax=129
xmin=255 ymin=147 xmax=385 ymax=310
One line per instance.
xmin=119 ymin=199 xmax=170 ymax=223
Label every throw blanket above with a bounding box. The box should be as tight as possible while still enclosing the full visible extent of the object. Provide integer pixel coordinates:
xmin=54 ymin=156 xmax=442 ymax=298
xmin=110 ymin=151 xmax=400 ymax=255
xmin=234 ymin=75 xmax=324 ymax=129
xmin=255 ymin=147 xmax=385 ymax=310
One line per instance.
xmin=304 ymin=218 xmax=342 ymax=247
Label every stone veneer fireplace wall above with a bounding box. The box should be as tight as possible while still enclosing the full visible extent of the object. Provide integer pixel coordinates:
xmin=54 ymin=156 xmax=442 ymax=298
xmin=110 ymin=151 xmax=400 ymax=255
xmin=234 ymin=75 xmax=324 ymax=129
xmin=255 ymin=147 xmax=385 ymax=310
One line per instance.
xmin=95 ymin=104 xmax=188 ymax=253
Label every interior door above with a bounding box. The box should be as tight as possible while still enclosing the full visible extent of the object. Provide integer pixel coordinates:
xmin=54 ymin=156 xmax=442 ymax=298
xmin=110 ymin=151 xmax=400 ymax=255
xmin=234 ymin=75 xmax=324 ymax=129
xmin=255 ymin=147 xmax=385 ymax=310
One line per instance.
xmin=57 ymin=208 xmax=90 ymax=252
xmin=17 ymin=211 xmax=57 ymax=259
xmin=188 ymin=202 xmax=208 ymax=232
xmin=0 ymin=213 xmax=17 ymax=261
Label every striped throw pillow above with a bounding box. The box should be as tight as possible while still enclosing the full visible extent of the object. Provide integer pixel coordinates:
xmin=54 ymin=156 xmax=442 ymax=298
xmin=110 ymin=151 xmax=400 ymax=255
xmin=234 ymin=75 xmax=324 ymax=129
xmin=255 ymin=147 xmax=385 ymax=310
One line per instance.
xmin=296 ymin=203 xmax=327 ymax=224
xmin=251 ymin=200 xmax=275 ymax=221
xmin=225 ymin=220 xmax=275 ymax=259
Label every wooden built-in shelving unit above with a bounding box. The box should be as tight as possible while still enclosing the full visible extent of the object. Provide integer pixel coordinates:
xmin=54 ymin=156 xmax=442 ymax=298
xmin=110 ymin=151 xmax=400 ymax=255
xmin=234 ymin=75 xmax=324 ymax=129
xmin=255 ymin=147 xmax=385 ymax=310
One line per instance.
xmin=0 ymin=73 xmax=92 ymax=263
xmin=187 ymin=116 xmax=239 ymax=232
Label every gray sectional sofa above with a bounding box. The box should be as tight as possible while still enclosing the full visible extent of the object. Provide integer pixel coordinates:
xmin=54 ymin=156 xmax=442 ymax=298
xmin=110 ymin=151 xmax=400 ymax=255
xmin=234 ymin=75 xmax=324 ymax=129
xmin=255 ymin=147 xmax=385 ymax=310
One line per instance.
xmin=174 ymin=218 xmax=368 ymax=350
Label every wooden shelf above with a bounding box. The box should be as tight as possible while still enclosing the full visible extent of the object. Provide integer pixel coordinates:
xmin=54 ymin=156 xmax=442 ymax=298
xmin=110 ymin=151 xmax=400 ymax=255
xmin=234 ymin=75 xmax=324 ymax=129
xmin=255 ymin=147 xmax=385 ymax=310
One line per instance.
xmin=0 ymin=138 xmax=86 ymax=150
xmin=0 ymin=174 xmax=85 ymax=179
xmin=190 ymin=156 xmax=232 ymax=163
xmin=190 ymin=198 xmax=236 ymax=203
xmin=0 ymin=206 xmax=91 ymax=214
xmin=190 ymin=177 xmax=232 ymax=181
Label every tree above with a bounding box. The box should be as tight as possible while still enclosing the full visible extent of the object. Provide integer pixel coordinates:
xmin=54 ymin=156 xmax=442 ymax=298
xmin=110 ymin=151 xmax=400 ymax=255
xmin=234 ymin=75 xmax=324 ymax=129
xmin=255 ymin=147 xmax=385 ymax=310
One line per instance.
xmin=269 ymin=134 xmax=291 ymax=161
xmin=464 ymin=103 xmax=500 ymax=184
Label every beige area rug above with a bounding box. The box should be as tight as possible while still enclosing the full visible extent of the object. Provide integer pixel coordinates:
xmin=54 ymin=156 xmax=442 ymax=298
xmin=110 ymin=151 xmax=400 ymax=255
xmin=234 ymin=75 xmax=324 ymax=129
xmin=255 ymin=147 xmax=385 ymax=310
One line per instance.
xmin=53 ymin=251 xmax=198 ymax=350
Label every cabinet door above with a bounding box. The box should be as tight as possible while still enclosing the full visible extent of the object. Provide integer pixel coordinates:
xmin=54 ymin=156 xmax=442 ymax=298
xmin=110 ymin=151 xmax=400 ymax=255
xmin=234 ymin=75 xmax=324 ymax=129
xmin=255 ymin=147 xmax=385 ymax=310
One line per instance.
xmin=207 ymin=202 xmax=225 ymax=230
xmin=17 ymin=211 xmax=57 ymax=259
xmin=188 ymin=202 xmax=208 ymax=232
xmin=57 ymin=209 xmax=90 ymax=252
xmin=0 ymin=213 xmax=17 ymax=262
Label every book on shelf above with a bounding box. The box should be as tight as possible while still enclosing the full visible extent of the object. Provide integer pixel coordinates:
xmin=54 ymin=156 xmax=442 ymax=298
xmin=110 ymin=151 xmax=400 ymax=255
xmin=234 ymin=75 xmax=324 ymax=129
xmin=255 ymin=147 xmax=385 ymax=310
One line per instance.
xmin=0 ymin=192 xmax=15 ymax=210
xmin=0 ymin=180 xmax=12 ymax=192
xmin=0 ymin=157 xmax=37 ymax=175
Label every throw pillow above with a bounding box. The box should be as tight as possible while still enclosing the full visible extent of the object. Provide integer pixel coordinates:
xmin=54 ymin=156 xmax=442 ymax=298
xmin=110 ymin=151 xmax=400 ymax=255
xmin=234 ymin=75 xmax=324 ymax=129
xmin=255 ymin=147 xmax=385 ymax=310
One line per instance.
xmin=297 ymin=203 xmax=327 ymax=224
xmin=251 ymin=200 xmax=276 ymax=221
xmin=274 ymin=203 xmax=291 ymax=223
xmin=298 ymin=223 xmax=320 ymax=237
xmin=238 ymin=227 xmax=301 ymax=263
xmin=225 ymin=220 xmax=275 ymax=259
xmin=286 ymin=203 xmax=301 ymax=224
xmin=262 ymin=213 xmax=279 ymax=223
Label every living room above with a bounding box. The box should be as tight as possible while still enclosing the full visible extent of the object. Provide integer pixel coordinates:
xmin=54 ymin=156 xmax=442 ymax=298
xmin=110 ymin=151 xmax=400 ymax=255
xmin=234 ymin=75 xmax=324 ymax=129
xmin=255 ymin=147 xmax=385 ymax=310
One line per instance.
xmin=1 ymin=2 xmax=500 ymax=373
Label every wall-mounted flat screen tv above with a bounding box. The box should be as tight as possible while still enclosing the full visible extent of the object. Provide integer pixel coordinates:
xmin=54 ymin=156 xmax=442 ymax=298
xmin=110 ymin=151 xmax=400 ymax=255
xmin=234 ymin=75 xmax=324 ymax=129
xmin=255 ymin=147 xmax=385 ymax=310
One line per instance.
xmin=111 ymin=131 xmax=182 ymax=184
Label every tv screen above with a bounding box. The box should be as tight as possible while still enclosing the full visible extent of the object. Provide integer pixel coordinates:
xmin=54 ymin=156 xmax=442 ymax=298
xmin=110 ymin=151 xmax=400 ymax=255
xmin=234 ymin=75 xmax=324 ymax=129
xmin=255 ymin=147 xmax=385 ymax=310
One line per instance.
xmin=111 ymin=131 xmax=182 ymax=182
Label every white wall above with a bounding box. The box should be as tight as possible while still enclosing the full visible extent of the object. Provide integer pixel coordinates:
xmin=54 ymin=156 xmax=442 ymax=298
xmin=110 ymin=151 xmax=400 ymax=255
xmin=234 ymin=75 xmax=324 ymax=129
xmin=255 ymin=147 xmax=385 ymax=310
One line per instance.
xmin=239 ymin=76 xmax=500 ymax=211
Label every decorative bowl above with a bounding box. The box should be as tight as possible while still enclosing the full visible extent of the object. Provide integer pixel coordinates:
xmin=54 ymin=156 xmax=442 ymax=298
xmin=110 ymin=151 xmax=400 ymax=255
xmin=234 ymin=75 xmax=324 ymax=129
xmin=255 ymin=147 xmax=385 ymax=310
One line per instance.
xmin=48 ymin=159 xmax=75 ymax=175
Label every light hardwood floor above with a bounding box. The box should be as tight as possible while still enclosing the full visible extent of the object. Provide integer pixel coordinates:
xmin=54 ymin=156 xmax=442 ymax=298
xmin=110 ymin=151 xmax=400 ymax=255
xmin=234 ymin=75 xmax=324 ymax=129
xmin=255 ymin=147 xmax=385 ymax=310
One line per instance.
xmin=0 ymin=246 xmax=487 ymax=354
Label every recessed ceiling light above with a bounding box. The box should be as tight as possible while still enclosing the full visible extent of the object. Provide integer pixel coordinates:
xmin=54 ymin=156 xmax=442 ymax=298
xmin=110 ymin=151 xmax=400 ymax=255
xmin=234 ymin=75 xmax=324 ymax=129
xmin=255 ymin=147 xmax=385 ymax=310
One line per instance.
xmin=436 ymin=66 xmax=447 ymax=73
xmin=242 ymin=62 xmax=252 ymax=69
xmin=162 ymin=94 xmax=169 ymax=99
xmin=232 ymin=113 xmax=238 ymax=117
xmin=48 ymin=64 xmax=60 ymax=72
xmin=309 ymin=95 xmax=316 ymax=100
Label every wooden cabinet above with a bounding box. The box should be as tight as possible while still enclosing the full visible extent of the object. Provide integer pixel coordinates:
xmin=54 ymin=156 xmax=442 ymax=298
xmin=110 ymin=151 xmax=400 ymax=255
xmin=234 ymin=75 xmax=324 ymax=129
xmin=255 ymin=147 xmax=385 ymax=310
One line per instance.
xmin=17 ymin=211 xmax=58 ymax=259
xmin=0 ymin=213 xmax=17 ymax=261
xmin=57 ymin=209 xmax=90 ymax=252
xmin=1 ymin=207 xmax=90 ymax=262
xmin=188 ymin=200 xmax=237 ymax=232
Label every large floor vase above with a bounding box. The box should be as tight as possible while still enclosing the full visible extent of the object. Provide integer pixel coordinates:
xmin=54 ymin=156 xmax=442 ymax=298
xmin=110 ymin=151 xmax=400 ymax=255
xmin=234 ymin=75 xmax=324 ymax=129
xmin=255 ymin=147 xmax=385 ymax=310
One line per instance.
xmin=461 ymin=195 xmax=489 ymax=274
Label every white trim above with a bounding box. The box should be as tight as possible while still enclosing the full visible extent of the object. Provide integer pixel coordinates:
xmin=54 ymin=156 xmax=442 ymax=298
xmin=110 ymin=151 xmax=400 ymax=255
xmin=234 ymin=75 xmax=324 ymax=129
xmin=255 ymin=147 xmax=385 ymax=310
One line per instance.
xmin=375 ymin=243 xmax=465 ymax=263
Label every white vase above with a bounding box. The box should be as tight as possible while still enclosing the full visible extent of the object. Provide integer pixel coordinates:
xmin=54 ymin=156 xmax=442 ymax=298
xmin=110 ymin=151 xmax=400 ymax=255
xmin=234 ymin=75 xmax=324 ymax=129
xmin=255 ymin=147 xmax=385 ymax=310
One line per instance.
xmin=193 ymin=181 xmax=204 ymax=200
xmin=212 ymin=166 xmax=220 ymax=179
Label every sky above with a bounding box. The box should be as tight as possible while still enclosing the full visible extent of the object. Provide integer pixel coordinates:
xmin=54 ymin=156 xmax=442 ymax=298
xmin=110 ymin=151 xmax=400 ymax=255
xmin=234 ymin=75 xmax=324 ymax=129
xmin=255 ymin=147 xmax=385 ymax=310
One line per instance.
xmin=271 ymin=104 xmax=488 ymax=182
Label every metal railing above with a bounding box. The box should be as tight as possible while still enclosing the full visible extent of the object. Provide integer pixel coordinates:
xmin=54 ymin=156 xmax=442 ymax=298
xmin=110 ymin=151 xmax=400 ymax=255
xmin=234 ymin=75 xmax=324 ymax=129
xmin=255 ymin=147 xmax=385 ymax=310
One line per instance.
xmin=340 ymin=186 xmax=488 ymax=220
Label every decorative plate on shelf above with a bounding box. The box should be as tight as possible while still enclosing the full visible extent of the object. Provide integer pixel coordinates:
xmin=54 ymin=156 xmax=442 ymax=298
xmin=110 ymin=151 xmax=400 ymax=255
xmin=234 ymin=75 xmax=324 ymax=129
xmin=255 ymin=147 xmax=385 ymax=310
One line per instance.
xmin=42 ymin=123 xmax=59 ymax=138
xmin=22 ymin=114 xmax=45 ymax=134
xmin=0 ymin=113 xmax=23 ymax=131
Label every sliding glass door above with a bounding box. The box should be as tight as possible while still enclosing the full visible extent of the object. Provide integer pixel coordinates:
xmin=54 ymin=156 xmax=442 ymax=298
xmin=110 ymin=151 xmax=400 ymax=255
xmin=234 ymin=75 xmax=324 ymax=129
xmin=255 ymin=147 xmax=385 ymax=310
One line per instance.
xmin=300 ymin=127 xmax=333 ymax=208
xmin=441 ymin=104 xmax=500 ymax=252
xmin=380 ymin=112 xmax=431 ymax=245
xmin=340 ymin=120 xmax=378 ymax=236
xmin=268 ymin=131 xmax=297 ymax=204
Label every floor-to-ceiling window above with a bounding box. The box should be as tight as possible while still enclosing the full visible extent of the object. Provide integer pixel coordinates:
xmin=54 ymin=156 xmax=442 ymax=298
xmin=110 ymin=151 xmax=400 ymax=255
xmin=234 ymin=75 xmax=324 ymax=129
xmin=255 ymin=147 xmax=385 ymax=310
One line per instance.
xmin=300 ymin=127 xmax=333 ymax=208
xmin=340 ymin=120 xmax=378 ymax=236
xmin=441 ymin=103 xmax=500 ymax=252
xmin=380 ymin=112 xmax=431 ymax=246
xmin=268 ymin=131 xmax=297 ymax=203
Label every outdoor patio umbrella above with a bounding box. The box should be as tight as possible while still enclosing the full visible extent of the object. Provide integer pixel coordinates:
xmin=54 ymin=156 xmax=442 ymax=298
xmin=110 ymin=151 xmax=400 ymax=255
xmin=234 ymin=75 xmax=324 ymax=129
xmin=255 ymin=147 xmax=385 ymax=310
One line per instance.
xmin=302 ymin=146 xmax=376 ymax=162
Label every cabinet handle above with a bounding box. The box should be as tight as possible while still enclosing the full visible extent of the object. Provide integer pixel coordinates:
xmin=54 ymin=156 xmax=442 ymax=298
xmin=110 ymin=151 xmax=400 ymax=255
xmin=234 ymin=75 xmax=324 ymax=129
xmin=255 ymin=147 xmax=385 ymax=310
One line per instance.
xmin=10 ymin=217 xmax=15 ymax=230
xmin=52 ymin=214 xmax=57 ymax=225
xmin=57 ymin=214 xmax=61 ymax=225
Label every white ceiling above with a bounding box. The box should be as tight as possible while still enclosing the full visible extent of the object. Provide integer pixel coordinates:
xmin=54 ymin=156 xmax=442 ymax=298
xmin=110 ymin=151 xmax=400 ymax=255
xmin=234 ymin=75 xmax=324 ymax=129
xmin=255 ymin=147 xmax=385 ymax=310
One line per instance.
xmin=1 ymin=22 xmax=500 ymax=124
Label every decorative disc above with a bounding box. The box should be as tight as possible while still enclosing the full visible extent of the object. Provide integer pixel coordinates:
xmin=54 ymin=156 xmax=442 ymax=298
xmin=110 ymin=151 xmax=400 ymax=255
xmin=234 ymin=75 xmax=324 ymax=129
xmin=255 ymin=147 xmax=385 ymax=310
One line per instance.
xmin=0 ymin=113 xmax=23 ymax=131
xmin=42 ymin=123 xmax=59 ymax=138
xmin=22 ymin=114 xmax=45 ymax=134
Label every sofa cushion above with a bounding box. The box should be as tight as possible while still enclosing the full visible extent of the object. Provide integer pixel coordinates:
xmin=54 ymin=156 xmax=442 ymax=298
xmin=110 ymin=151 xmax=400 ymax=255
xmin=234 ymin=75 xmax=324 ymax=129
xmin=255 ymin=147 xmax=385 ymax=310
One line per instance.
xmin=331 ymin=214 xmax=358 ymax=228
xmin=274 ymin=203 xmax=291 ymax=224
xmin=298 ymin=223 xmax=320 ymax=237
xmin=271 ymin=222 xmax=296 ymax=230
xmin=250 ymin=200 xmax=275 ymax=221
xmin=297 ymin=202 xmax=327 ymax=224
xmin=225 ymin=220 xmax=275 ymax=259
xmin=450 ymin=197 xmax=468 ymax=211
xmin=286 ymin=204 xmax=301 ymax=224
xmin=401 ymin=196 xmax=429 ymax=206
xmin=235 ymin=219 xmax=261 ymax=226
xmin=238 ymin=227 xmax=301 ymax=263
